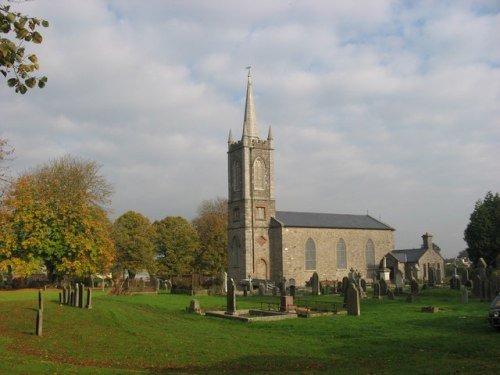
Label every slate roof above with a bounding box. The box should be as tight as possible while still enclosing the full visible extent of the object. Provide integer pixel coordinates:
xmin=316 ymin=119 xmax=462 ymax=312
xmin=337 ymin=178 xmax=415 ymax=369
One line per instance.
xmin=274 ymin=211 xmax=394 ymax=230
xmin=390 ymin=248 xmax=426 ymax=263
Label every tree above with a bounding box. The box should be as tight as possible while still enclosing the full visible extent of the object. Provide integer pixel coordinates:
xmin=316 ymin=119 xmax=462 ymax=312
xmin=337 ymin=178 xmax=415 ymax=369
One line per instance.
xmin=464 ymin=191 xmax=500 ymax=267
xmin=154 ymin=216 xmax=199 ymax=276
xmin=112 ymin=211 xmax=156 ymax=278
xmin=0 ymin=1 xmax=48 ymax=93
xmin=0 ymin=155 xmax=115 ymax=279
xmin=192 ymin=197 xmax=227 ymax=274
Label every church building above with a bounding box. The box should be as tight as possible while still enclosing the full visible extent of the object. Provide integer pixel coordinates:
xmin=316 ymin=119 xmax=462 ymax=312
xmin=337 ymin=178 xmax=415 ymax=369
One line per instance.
xmin=227 ymin=72 xmax=395 ymax=286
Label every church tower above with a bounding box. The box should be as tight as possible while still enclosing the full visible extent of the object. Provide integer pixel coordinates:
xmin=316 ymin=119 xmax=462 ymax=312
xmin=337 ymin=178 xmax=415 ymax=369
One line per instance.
xmin=227 ymin=71 xmax=275 ymax=281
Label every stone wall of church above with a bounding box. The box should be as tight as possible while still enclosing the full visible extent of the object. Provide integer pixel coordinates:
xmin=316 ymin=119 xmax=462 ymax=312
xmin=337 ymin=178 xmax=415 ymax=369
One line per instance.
xmin=418 ymin=249 xmax=445 ymax=282
xmin=280 ymin=227 xmax=394 ymax=286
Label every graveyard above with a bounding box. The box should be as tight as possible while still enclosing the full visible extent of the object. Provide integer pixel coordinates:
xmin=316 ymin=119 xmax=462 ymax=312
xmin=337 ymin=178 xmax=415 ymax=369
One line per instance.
xmin=0 ymin=285 xmax=499 ymax=374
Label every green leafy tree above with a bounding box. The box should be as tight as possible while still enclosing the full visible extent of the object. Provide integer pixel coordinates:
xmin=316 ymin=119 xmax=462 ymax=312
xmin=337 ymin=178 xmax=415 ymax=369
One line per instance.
xmin=0 ymin=155 xmax=115 ymax=279
xmin=154 ymin=216 xmax=199 ymax=276
xmin=0 ymin=1 xmax=48 ymax=93
xmin=192 ymin=197 xmax=227 ymax=274
xmin=112 ymin=211 xmax=156 ymax=278
xmin=464 ymin=191 xmax=500 ymax=267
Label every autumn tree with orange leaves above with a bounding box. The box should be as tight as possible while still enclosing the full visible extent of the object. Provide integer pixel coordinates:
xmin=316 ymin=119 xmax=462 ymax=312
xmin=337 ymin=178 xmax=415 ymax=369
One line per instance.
xmin=0 ymin=155 xmax=115 ymax=280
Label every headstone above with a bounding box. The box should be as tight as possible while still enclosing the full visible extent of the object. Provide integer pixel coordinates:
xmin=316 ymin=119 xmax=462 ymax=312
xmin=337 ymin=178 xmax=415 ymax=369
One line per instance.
xmin=62 ymin=287 xmax=67 ymax=305
xmin=86 ymin=288 xmax=92 ymax=309
xmin=341 ymin=277 xmax=350 ymax=296
xmin=410 ymin=278 xmax=419 ymax=295
xmin=272 ymin=286 xmax=279 ymax=296
xmin=373 ymin=281 xmax=381 ymax=299
xmin=311 ymin=272 xmax=320 ymax=296
xmin=74 ymin=283 xmax=80 ymax=307
xmin=59 ymin=292 xmax=62 ymax=306
xmin=79 ymin=283 xmax=85 ymax=308
xmin=450 ymin=275 xmax=461 ymax=290
xmin=258 ymin=282 xmax=265 ymax=296
xmin=395 ymin=271 xmax=404 ymax=293
xmin=379 ymin=279 xmax=388 ymax=296
xmin=428 ymin=267 xmax=436 ymax=287
xmin=38 ymin=289 xmax=43 ymax=311
xmin=35 ymin=309 xmax=43 ymax=336
xmin=280 ymin=295 xmax=295 ymax=312
xmin=472 ymin=275 xmax=481 ymax=298
xmin=188 ymin=299 xmax=201 ymax=314
xmin=406 ymin=294 xmax=416 ymax=303
xmin=360 ymin=278 xmax=367 ymax=293
xmin=347 ymin=283 xmax=360 ymax=316
xmin=156 ymin=279 xmax=160 ymax=292
xmin=222 ymin=272 xmax=228 ymax=294
xmin=226 ymin=278 xmax=237 ymax=315
xmin=243 ymin=284 xmax=248 ymax=297
xmin=289 ymin=284 xmax=296 ymax=298
xmin=461 ymin=285 xmax=468 ymax=304
xmin=248 ymin=276 xmax=253 ymax=292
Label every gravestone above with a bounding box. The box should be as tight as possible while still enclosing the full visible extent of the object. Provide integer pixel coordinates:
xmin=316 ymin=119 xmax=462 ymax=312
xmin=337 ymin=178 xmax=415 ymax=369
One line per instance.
xmin=243 ymin=284 xmax=248 ymax=297
xmin=258 ymin=282 xmax=265 ymax=296
xmin=373 ymin=281 xmax=381 ymax=300
xmin=461 ymin=285 xmax=468 ymax=304
xmin=406 ymin=294 xmax=416 ymax=303
xmin=74 ymin=283 xmax=80 ymax=307
xmin=59 ymin=292 xmax=62 ymax=306
xmin=395 ymin=271 xmax=404 ymax=294
xmin=226 ymin=278 xmax=237 ymax=315
xmin=280 ymin=295 xmax=295 ymax=312
xmin=188 ymin=299 xmax=201 ymax=314
xmin=347 ymin=283 xmax=360 ymax=316
xmin=86 ymin=288 xmax=92 ymax=309
xmin=289 ymin=284 xmax=296 ymax=298
xmin=341 ymin=276 xmax=350 ymax=296
xmin=38 ymin=289 xmax=43 ymax=311
xmin=379 ymin=279 xmax=388 ymax=296
xmin=360 ymin=279 xmax=367 ymax=293
xmin=428 ymin=267 xmax=436 ymax=287
xmin=311 ymin=272 xmax=320 ymax=296
xmin=473 ymin=275 xmax=481 ymax=298
xmin=222 ymin=271 xmax=228 ymax=294
xmin=272 ymin=286 xmax=279 ymax=296
xmin=78 ymin=283 xmax=84 ymax=308
xmin=62 ymin=287 xmax=67 ymax=305
xmin=410 ymin=278 xmax=419 ymax=295
xmin=35 ymin=309 xmax=43 ymax=336
xmin=450 ymin=275 xmax=461 ymax=290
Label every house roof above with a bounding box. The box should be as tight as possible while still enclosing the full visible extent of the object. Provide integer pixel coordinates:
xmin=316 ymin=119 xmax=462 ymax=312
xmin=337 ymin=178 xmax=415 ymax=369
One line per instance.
xmin=391 ymin=248 xmax=426 ymax=263
xmin=274 ymin=211 xmax=394 ymax=230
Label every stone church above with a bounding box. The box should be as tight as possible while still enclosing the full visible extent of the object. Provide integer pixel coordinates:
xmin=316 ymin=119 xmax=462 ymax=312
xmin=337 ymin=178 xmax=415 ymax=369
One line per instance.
xmin=227 ymin=73 xmax=396 ymax=286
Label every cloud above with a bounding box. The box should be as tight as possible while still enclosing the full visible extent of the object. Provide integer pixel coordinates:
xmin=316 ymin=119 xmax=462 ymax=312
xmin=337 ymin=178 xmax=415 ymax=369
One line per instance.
xmin=1 ymin=0 xmax=499 ymax=258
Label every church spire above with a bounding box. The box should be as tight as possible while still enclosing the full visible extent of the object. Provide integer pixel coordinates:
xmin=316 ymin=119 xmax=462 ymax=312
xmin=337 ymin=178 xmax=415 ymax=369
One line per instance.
xmin=242 ymin=68 xmax=258 ymax=140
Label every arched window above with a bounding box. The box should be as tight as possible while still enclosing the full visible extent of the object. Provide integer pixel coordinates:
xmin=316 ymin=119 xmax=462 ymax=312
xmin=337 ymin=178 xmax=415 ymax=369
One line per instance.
xmin=365 ymin=239 xmax=375 ymax=268
xmin=253 ymin=157 xmax=266 ymax=190
xmin=305 ymin=238 xmax=316 ymax=270
xmin=231 ymin=236 xmax=241 ymax=268
xmin=337 ymin=239 xmax=347 ymax=269
xmin=232 ymin=160 xmax=241 ymax=192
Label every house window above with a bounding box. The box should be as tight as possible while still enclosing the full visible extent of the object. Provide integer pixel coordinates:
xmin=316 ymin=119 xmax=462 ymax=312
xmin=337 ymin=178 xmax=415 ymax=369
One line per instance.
xmin=365 ymin=239 xmax=375 ymax=268
xmin=337 ymin=239 xmax=347 ymax=269
xmin=305 ymin=238 xmax=316 ymax=270
xmin=256 ymin=207 xmax=265 ymax=220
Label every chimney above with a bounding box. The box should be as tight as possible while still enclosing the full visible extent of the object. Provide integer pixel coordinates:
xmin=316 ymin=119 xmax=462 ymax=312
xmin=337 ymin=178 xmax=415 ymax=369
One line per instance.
xmin=422 ymin=232 xmax=433 ymax=250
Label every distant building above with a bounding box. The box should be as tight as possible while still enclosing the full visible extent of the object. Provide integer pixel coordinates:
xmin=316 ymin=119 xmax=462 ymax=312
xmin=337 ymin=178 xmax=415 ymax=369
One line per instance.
xmin=227 ymin=72 xmax=395 ymax=286
xmin=386 ymin=233 xmax=445 ymax=282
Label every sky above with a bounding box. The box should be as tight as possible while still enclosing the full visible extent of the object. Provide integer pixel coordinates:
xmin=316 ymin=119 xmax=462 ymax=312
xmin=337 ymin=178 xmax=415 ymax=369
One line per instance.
xmin=1 ymin=0 xmax=499 ymax=259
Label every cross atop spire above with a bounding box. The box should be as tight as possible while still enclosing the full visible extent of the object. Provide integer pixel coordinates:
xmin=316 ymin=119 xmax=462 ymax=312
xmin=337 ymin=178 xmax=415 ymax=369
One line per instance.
xmin=242 ymin=68 xmax=258 ymax=140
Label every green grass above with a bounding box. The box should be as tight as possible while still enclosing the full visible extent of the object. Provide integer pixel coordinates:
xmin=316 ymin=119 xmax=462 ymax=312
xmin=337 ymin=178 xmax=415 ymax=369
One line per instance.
xmin=0 ymin=287 xmax=498 ymax=374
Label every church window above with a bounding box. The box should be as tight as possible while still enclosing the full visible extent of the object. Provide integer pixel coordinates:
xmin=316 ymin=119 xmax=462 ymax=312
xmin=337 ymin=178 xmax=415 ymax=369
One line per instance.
xmin=253 ymin=157 xmax=266 ymax=191
xmin=232 ymin=160 xmax=242 ymax=192
xmin=337 ymin=239 xmax=347 ymax=269
xmin=365 ymin=239 xmax=375 ymax=268
xmin=231 ymin=236 xmax=241 ymax=268
xmin=305 ymin=238 xmax=316 ymax=270
xmin=232 ymin=208 xmax=240 ymax=222
xmin=256 ymin=206 xmax=265 ymax=220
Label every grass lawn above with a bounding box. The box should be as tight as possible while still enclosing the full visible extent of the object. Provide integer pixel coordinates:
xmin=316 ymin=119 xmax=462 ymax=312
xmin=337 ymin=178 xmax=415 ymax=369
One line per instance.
xmin=0 ymin=287 xmax=498 ymax=374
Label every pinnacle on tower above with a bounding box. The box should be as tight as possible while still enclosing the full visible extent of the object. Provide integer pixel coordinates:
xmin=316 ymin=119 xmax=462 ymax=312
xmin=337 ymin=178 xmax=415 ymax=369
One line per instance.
xmin=242 ymin=69 xmax=258 ymax=140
